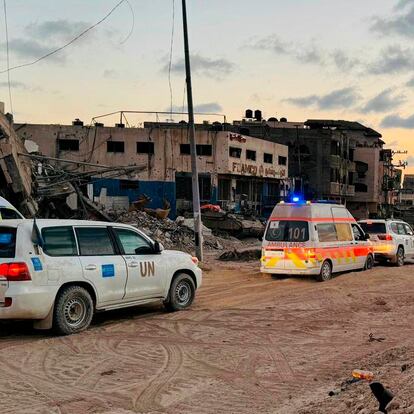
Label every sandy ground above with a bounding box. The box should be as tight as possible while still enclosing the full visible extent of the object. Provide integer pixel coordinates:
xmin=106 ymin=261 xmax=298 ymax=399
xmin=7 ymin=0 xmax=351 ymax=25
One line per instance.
xmin=1 ymin=258 xmax=413 ymax=414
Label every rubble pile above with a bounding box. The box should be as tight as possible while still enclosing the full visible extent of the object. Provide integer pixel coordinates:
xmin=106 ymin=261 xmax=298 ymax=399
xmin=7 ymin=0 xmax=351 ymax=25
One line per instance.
xmin=113 ymin=209 xmax=225 ymax=253
xmin=219 ymin=248 xmax=261 ymax=262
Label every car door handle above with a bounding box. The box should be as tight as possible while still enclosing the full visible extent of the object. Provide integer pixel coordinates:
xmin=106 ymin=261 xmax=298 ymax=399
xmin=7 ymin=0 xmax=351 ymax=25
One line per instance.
xmin=84 ymin=264 xmax=97 ymax=271
xmin=128 ymin=261 xmax=139 ymax=268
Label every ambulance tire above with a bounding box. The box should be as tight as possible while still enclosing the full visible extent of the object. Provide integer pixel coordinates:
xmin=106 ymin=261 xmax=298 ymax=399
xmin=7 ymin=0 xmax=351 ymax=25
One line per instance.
xmin=53 ymin=285 xmax=94 ymax=335
xmin=316 ymin=260 xmax=332 ymax=282
xmin=164 ymin=273 xmax=195 ymax=311
xmin=364 ymin=254 xmax=374 ymax=270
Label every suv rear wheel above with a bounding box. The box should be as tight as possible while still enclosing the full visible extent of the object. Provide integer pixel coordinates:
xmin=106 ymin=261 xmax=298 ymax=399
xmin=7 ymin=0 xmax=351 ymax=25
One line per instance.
xmin=164 ymin=273 xmax=195 ymax=311
xmin=394 ymin=246 xmax=405 ymax=267
xmin=364 ymin=254 xmax=374 ymax=270
xmin=54 ymin=285 xmax=94 ymax=335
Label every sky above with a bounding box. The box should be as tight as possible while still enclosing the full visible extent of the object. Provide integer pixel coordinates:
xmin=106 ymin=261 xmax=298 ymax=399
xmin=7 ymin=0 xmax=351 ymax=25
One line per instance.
xmin=0 ymin=0 xmax=413 ymax=173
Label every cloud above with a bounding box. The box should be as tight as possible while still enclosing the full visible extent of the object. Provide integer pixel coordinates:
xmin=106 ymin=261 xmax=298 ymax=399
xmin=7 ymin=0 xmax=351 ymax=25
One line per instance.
xmin=361 ymin=88 xmax=406 ymax=113
xmin=0 ymin=81 xmax=29 ymax=90
xmin=285 ymin=87 xmax=360 ymax=110
xmin=368 ymin=45 xmax=414 ymax=74
xmin=103 ymin=69 xmax=118 ymax=79
xmin=248 ymin=34 xmax=289 ymax=55
xmin=371 ymin=3 xmax=414 ymax=38
xmin=332 ymin=50 xmax=360 ymax=71
xmin=4 ymin=38 xmax=64 ymax=61
xmin=380 ymin=113 xmax=414 ymax=128
xmin=406 ymin=77 xmax=414 ymax=87
xmin=25 ymin=20 xmax=90 ymax=41
xmin=169 ymin=102 xmax=223 ymax=113
xmin=387 ymin=140 xmax=399 ymax=146
xmin=165 ymin=54 xmax=234 ymax=79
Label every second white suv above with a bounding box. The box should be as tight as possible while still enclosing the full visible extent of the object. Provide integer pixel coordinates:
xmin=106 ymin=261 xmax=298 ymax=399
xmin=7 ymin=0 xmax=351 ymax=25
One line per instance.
xmin=358 ymin=219 xmax=414 ymax=266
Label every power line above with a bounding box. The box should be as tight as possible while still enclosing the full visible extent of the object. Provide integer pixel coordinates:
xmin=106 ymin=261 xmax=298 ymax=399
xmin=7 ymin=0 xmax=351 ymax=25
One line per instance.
xmin=168 ymin=0 xmax=175 ymax=119
xmin=120 ymin=0 xmax=135 ymax=44
xmin=2 ymin=0 xmax=13 ymax=115
xmin=0 ymin=0 xmax=128 ymax=75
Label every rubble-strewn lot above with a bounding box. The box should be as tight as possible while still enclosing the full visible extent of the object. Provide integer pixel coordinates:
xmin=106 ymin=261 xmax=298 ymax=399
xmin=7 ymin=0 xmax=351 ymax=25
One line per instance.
xmin=1 ymin=259 xmax=413 ymax=414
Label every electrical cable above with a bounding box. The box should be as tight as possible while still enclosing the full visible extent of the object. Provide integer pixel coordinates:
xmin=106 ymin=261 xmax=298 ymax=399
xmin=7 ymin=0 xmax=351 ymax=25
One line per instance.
xmin=2 ymin=0 xmax=13 ymax=115
xmin=0 ymin=0 xmax=128 ymax=75
xmin=120 ymin=0 xmax=134 ymax=44
xmin=168 ymin=0 xmax=175 ymax=119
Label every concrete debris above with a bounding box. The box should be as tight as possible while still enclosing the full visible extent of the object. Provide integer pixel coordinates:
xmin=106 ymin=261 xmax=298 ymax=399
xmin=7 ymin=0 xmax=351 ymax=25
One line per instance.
xmin=218 ymin=248 xmax=261 ymax=262
xmin=114 ymin=209 xmax=225 ymax=253
xmin=176 ymin=216 xmax=213 ymax=236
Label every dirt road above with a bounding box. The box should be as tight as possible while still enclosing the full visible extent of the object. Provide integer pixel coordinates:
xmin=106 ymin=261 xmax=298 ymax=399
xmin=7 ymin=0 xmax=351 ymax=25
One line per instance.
xmin=1 ymin=260 xmax=413 ymax=413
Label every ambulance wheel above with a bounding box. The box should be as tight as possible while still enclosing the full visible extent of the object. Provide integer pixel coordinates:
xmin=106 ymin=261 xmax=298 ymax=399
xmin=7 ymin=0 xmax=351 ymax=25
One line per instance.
xmin=364 ymin=254 xmax=374 ymax=270
xmin=316 ymin=260 xmax=332 ymax=282
xmin=164 ymin=273 xmax=195 ymax=311
xmin=53 ymin=285 xmax=94 ymax=335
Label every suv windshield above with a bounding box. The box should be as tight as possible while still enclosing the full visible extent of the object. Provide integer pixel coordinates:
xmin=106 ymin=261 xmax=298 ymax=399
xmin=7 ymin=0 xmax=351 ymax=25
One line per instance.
xmin=266 ymin=220 xmax=309 ymax=242
xmin=0 ymin=227 xmax=17 ymax=258
xmin=359 ymin=222 xmax=386 ymax=234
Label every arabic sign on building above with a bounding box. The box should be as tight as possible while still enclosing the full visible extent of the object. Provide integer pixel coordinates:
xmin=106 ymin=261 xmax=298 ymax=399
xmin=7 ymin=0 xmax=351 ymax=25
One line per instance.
xmin=231 ymin=162 xmax=286 ymax=178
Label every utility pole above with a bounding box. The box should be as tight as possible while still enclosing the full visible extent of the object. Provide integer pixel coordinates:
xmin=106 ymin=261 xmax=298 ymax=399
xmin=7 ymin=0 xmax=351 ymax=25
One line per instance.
xmin=182 ymin=0 xmax=203 ymax=261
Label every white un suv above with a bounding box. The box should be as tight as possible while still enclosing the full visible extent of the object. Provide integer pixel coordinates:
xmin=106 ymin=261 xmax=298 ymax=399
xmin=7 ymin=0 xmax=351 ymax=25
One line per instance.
xmin=0 ymin=219 xmax=202 ymax=335
xmin=358 ymin=219 xmax=414 ymax=266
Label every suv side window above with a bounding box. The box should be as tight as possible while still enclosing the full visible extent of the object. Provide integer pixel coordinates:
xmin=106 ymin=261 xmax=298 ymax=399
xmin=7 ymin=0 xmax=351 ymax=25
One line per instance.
xmin=42 ymin=226 xmax=77 ymax=256
xmin=0 ymin=208 xmax=21 ymax=220
xmin=114 ymin=228 xmax=154 ymax=255
xmin=351 ymin=224 xmax=364 ymax=241
xmin=390 ymin=222 xmax=399 ymax=234
xmin=403 ymin=224 xmax=414 ymax=236
xmin=76 ymin=227 xmax=116 ymax=256
xmin=396 ymin=223 xmax=406 ymax=235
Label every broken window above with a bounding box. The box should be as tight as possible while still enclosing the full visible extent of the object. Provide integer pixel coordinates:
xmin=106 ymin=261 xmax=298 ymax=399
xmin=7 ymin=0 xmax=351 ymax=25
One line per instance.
xmin=58 ymin=139 xmax=79 ymax=151
xmin=107 ymin=141 xmax=125 ymax=153
xmin=137 ymin=142 xmax=154 ymax=154
xmin=355 ymin=183 xmax=368 ymax=193
xmin=180 ymin=144 xmax=212 ymax=156
xmin=218 ymin=179 xmax=231 ymax=201
xmin=246 ymin=150 xmax=256 ymax=161
xmin=264 ymin=153 xmax=273 ymax=164
xmin=229 ymin=147 xmax=242 ymax=158
xmin=278 ymin=156 xmax=287 ymax=166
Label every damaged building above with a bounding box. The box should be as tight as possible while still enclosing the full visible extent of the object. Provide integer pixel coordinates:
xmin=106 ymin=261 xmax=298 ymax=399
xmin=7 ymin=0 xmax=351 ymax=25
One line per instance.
xmin=16 ymin=119 xmax=289 ymax=218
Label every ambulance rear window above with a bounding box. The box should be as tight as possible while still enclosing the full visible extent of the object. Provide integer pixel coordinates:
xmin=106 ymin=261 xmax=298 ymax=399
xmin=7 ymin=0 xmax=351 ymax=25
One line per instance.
xmin=265 ymin=221 xmax=309 ymax=242
xmin=0 ymin=227 xmax=16 ymax=258
xmin=359 ymin=222 xmax=386 ymax=234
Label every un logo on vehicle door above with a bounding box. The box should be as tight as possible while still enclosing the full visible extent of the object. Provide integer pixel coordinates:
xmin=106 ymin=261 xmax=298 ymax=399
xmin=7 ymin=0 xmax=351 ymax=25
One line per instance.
xmin=140 ymin=261 xmax=155 ymax=277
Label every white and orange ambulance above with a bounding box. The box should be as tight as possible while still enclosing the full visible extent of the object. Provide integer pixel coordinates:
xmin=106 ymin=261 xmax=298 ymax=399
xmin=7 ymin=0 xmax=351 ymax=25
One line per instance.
xmin=261 ymin=201 xmax=374 ymax=281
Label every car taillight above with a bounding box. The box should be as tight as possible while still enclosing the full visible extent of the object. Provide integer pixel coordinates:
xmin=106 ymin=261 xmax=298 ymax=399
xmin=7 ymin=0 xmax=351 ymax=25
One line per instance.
xmin=0 ymin=262 xmax=31 ymax=281
xmin=378 ymin=234 xmax=393 ymax=241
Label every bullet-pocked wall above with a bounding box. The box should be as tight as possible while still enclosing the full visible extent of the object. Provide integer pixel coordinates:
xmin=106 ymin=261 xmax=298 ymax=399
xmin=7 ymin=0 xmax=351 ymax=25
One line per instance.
xmin=16 ymin=123 xmax=289 ymax=217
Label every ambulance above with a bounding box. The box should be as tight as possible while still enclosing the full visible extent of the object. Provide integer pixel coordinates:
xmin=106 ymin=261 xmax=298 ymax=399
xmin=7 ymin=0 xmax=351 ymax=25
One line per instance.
xmin=261 ymin=201 xmax=374 ymax=281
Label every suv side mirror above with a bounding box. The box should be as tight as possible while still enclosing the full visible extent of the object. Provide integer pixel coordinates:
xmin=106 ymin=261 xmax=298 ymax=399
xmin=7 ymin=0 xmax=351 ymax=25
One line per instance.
xmin=153 ymin=241 xmax=164 ymax=254
xmin=364 ymin=233 xmax=370 ymax=240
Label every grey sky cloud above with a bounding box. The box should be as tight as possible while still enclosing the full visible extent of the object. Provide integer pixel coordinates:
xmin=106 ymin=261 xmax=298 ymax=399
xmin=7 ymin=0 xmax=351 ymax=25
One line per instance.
xmin=371 ymin=3 xmax=414 ymax=38
xmin=406 ymin=77 xmax=414 ymax=87
xmin=361 ymin=88 xmax=406 ymax=113
xmin=166 ymin=54 xmax=233 ymax=79
xmin=285 ymin=87 xmax=360 ymax=110
xmin=380 ymin=113 xmax=414 ymax=128
xmin=406 ymin=155 xmax=414 ymax=165
xmin=4 ymin=38 xmax=64 ymax=61
xmin=369 ymin=45 xmax=414 ymax=74
xmin=249 ymin=34 xmax=289 ymax=55
xmin=0 ymin=80 xmax=29 ymax=90
xmin=388 ymin=140 xmax=399 ymax=146
xmin=395 ymin=0 xmax=414 ymax=10
xmin=103 ymin=69 xmax=118 ymax=79
xmin=169 ymin=102 xmax=223 ymax=113
xmin=25 ymin=20 xmax=90 ymax=41
xmin=332 ymin=50 xmax=360 ymax=71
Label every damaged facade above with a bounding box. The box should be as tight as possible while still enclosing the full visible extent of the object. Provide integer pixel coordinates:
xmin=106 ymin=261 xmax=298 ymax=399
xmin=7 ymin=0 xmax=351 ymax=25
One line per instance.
xmin=16 ymin=121 xmax=289 ymax=218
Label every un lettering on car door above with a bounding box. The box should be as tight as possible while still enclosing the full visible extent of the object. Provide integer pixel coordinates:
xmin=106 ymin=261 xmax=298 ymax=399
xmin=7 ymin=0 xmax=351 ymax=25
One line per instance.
xmin=113 ymin=227 xmax=164 ymax=299
xmin=140 ymin=261 xmax=155 ymax=277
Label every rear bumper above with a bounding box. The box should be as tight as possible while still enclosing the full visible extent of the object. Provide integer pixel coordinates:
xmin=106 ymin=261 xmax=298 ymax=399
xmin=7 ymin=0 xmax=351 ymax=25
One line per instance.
xmin=260 ymin=266 xmax=320 ymax=276
xmin=194 ymin=267 xmax=202 ymax=289
xmin=0 ymin=283 xmax=55 ymax=320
